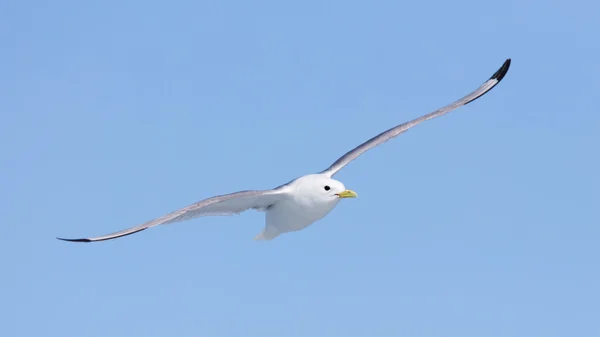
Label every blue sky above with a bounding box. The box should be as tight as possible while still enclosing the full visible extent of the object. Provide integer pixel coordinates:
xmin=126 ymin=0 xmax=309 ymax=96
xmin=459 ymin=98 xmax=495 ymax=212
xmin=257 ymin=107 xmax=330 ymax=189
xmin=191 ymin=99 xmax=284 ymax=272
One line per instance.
xmin=3 ymin=0 xmax=599 ymax=336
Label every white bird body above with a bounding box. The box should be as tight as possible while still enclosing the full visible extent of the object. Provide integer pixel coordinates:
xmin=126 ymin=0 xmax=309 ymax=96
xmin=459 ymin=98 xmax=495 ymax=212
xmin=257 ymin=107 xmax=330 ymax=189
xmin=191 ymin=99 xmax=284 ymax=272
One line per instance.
xmin=258 ymin=174 xmax=348 ymax=240
xmin=58 ymin=59 xmax=511 ymax=243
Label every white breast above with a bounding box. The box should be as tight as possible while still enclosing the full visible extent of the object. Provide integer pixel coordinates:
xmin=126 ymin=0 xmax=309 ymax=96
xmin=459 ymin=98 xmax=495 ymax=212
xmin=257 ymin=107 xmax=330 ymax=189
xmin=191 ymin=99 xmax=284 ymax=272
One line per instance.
xmin=262 ymin=194 xmax=340 ymax=239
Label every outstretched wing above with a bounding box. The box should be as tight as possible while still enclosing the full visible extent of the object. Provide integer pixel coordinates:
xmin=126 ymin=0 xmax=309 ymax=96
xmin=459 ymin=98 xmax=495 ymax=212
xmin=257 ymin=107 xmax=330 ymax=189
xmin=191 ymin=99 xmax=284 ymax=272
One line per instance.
xmin=320 ymin=58 xmax=511 ymax=177
xmin=57 ymin=189 xmax=287 ymax=242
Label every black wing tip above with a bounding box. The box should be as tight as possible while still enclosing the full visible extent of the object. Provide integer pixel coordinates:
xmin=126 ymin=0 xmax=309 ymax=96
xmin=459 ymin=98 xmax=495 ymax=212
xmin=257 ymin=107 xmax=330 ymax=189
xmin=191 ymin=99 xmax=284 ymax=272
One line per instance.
xmin=56 ymin=227 xmax=148 ymax=243
xmin=490 ymin=58 xmax=511 ymax=82
xmin=57 ymin=237 xmax=92 ymax=243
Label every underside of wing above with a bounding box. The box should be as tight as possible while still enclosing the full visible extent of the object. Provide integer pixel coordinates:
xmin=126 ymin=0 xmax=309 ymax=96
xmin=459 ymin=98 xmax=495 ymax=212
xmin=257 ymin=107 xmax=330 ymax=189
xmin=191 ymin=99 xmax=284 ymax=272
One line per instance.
xmin=57 ymin=189 xmax=288 ymax=242
xmin=320 ymin=58 xmax=511 ymax=177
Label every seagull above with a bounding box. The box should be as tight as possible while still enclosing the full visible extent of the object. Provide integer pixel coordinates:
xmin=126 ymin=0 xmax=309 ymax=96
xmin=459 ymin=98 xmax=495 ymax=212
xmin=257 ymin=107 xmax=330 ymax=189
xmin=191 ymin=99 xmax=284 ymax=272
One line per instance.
xmin=58 ymin=58 xmax=511 ymax=243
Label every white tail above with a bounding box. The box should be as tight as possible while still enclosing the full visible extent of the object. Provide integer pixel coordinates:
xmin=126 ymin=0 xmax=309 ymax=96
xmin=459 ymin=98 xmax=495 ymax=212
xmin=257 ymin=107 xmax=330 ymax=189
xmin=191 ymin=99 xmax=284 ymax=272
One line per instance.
xmin=253 ymin=226 xmax=280 ymax=240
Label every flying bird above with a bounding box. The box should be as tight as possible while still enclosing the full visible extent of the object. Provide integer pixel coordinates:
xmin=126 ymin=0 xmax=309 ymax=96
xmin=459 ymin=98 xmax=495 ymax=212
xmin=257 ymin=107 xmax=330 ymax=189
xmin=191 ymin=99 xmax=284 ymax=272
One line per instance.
xmin=58 ymin=58 xmax=511 ymax=243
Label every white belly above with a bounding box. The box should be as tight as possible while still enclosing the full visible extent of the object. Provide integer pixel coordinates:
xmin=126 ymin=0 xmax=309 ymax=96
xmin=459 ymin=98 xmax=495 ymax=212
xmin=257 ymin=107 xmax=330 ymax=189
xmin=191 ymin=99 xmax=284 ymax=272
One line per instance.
xmin=260 ymin=195 xmax=340 ymax=239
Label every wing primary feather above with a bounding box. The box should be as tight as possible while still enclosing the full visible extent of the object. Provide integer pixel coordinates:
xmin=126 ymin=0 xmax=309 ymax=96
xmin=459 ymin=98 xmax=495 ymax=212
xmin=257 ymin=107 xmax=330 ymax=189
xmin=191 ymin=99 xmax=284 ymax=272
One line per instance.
xmin=490 ymin=58 xmax=511 ymax=81
xmin=464 ymin=58 xmax=511 ymax=106
xmin=56 ymin=228 xmax=148 ymax=243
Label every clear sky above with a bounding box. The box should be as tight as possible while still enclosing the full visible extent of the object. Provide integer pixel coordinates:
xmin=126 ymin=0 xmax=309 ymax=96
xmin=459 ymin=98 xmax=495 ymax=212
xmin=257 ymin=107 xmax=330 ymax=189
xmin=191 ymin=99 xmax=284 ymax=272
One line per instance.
xmin=3 ymin=0 xmax=599 ymax=336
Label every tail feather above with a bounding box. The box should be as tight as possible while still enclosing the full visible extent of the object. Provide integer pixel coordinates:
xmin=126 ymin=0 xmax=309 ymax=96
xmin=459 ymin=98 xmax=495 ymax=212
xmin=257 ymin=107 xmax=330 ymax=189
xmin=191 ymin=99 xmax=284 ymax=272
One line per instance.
xmin=254 ymin=226 xmax=280 ymax=241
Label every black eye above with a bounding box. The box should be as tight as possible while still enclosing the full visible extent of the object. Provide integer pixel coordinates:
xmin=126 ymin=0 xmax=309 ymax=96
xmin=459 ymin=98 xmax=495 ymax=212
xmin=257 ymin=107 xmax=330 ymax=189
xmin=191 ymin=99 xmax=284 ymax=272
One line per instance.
xmin=324 ymin=185 xmax=330 ymax=191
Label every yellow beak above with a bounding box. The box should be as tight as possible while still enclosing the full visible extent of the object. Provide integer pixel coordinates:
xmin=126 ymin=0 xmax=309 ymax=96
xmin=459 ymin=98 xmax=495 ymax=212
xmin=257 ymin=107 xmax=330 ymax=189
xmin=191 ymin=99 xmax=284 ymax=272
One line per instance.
xmin=336 ymin=189 xmax=358 ymax=198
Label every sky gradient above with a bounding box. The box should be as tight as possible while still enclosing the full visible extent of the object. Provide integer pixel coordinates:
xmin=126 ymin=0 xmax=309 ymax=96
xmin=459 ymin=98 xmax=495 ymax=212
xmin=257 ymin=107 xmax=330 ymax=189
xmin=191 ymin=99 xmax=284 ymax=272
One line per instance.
xmin=3 ymin=1 xmax=599 ymax=336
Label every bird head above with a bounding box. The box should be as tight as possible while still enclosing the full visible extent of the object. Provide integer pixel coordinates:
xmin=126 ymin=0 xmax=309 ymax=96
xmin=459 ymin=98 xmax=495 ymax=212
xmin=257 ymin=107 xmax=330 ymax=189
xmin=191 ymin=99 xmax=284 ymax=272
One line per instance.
xmin=292 ymin=174 xmax=358 ymax=204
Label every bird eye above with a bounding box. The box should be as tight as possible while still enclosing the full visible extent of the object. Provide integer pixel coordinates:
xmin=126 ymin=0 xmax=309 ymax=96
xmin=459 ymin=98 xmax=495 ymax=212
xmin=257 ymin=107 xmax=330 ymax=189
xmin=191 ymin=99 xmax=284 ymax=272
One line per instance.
xmin=324 ymin=185 xmax=330 ymax=191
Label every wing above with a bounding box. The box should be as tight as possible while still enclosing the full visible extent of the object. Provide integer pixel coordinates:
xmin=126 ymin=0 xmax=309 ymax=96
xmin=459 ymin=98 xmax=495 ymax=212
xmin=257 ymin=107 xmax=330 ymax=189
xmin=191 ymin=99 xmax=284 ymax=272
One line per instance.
xmin=57 ymin=189 xmax=288 ymax=242
xmin=320 ymin=58 xmax=511 ymax=177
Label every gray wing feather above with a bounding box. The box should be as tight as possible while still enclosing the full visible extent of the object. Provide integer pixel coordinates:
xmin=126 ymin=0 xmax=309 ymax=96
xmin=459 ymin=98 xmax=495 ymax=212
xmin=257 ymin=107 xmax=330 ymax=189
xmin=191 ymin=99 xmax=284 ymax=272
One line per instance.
xmin=320 ymin=59 xmax=511 ymax=177
xmin=57 ymin=189 xmax=287 ymax=242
